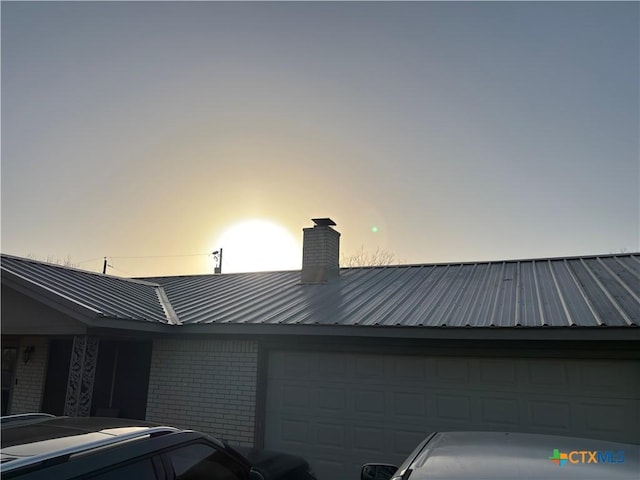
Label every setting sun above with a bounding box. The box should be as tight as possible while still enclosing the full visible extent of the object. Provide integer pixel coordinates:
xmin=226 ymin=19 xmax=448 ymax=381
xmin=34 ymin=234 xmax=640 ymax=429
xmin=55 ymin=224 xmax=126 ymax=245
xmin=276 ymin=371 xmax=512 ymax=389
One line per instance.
xmin=213 ymin=219 xmax=301 ymax=273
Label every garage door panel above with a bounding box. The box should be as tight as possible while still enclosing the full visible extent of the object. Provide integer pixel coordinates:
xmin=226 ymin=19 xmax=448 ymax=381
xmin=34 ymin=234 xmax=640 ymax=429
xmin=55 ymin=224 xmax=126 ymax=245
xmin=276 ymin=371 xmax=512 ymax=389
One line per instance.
xmin=527 ymin=398 xmax=572 ymax=429
xmin=579 ymin=362 xmax=640 ymax=394
xmin=478 ymin=396 xmax=520 ymax=426
xmin=317 ymin=422 xmax=346 ymax=447
xmin=435 ymin=358 xmax=470 ymax=382
xmin=392 ymin=391 xmax=426 ymax=417
xmin=265 ymin=352 xmax=640 ymax=480
xmin=353 ymin=426 xmax=385 ymax=455
xmin=280 ymin=352 xmax=317 ymax=376
xmin=434 ymin=394 xmax=472 ymax=422
xmin=317 ymin=354 xmax=349 ymax=378
xmin=354 ymin=355 xmax=386 ymax=379
xmin=581 ymin=400 xmax=636 ymax=434
xmin=353 ymin=389 xmax=385 ymax=414
xmin=279 ymin=419 xmax=310 ymax=444
xmin=318 ymin=387 xmax=346 ymax=411
xmin=392 ymin=357 xmax=427 ymax=379
xmin=479 ymin=359 xmax=517 ymax=384
xmin=281 ymin=385 xmax=311 ymax=408
xmin=528 ymin=361 xmax=570 ymax=387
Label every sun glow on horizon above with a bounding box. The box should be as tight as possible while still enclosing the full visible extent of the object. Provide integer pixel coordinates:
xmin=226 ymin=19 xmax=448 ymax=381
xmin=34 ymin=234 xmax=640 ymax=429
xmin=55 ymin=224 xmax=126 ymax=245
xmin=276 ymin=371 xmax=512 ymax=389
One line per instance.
xmin=213 ymin=219 xmax=301 ymax=273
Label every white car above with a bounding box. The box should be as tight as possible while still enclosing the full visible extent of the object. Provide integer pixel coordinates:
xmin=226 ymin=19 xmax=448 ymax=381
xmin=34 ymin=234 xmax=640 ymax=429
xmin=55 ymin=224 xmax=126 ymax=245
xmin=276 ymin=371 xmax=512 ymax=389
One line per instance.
xmin=362 ymin=431 xmax=639 ymax=480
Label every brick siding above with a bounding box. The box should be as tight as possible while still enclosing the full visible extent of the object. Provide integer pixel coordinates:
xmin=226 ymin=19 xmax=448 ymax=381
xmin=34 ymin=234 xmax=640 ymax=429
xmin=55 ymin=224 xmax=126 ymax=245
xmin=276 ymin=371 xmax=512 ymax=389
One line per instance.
xmin=146 ymin=338 xmax=258 ymax=446
xmin=10 ymin=337 xmax=49 ymax=414
xmin=302 ymin=226 xmax=340 ymax=267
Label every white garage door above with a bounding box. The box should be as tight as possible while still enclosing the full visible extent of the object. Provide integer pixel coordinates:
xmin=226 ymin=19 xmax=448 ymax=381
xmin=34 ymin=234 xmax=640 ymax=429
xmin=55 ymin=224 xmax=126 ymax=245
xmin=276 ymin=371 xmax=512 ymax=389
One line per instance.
xmin=265 ymin=350 xmax=640 ymax=480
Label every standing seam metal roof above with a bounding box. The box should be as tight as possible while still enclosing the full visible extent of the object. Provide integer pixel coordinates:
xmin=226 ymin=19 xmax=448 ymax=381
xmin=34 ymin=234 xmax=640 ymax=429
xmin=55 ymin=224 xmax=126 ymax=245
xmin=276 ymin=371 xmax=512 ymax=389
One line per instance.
xmin=155 ymin=254 xmax=640 ymax=328
xmin=2 ymin=253 xmax=639 ymax=329
xmin=1 ymin=255 xmax=171 ymax=324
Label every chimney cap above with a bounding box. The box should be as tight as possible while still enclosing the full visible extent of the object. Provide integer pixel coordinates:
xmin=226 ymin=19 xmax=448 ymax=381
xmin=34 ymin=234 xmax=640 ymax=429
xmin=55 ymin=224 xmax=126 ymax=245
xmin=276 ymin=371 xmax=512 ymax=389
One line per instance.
xmin=311 ymin=218 xmax=336 ymax=227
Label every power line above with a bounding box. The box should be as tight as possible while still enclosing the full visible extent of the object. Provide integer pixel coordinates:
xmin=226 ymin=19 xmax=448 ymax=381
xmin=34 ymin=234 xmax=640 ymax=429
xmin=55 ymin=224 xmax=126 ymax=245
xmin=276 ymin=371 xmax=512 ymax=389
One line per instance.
xmin=106 ymin=263 xmax=133 ymax=276
xmin=98 ymin=252 xmax=217 ymax=276
xmin=107 ymin=253 xmax=212 ymax=259
xmin=75 ymin=256 xmax=106 ymax=265
xmin=77 ymin=254 xmax=212 ymax=271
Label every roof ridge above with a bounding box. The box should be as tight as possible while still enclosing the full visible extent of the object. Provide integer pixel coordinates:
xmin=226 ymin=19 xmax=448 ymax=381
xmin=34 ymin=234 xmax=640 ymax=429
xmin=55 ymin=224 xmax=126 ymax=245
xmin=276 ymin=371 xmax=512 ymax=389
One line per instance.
xmin=340 ymin=252 xmax=640 ymax=270
xmin=3 ymin=252 xmax=637 ymax=282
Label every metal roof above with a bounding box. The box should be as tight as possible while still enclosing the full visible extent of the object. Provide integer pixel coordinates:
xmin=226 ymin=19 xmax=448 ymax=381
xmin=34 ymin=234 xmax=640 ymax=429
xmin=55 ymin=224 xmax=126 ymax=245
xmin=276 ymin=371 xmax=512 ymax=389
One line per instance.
xmin=1 ymin=255 xmax=172 ymax=324
xmin=2 ymin=253 xmax=639 ymax=331
xmin=155 ymin=254 xmax=640 ymax=328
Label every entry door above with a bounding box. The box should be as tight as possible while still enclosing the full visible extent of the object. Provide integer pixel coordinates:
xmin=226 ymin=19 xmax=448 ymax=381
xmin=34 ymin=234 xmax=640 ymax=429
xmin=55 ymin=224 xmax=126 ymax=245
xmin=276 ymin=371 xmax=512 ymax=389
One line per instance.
xmin=92 ymin=340 xmax=153 ymax=420
xmin=1 ymin=346 xmax=18 ymax=415
xmin=41 ymin=339 xmax=73 ymax=415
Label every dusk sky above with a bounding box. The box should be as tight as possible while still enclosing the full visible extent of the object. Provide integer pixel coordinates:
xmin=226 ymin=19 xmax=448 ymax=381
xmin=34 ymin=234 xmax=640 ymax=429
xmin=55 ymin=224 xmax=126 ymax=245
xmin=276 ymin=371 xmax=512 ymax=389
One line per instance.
xmin=2 ymin=1 xmax=638 ymax=276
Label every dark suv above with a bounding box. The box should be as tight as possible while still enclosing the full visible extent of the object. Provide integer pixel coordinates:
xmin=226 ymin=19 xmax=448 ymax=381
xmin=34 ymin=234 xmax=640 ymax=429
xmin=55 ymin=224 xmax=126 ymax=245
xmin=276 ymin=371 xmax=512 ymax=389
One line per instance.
xmin=0 ymin=414 xmax=317 ymax=480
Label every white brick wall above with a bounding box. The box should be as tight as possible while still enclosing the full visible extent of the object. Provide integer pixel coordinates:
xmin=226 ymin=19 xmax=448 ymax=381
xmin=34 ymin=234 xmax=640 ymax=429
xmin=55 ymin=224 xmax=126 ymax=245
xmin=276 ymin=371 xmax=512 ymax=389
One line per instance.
xmin=146 ymin=338 xmax=258 ymax=446
xmin=10 ymin=337 xmax=49 ymax=414
xmin=302 ymin=226 xmax=340 ymax=267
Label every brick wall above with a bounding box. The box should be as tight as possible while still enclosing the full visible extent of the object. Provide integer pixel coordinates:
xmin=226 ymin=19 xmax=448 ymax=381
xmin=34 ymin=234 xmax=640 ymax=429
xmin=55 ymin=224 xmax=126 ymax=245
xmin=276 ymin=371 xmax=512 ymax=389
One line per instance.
xmin=301 ymin=224 xmax=341 ymax=283
xmin=302 ymin=225 xmax=340 ymax=267
xmin=10 ymin=337 xmax=49 ymax=414
xmin=146 ymin=337 xmax=258 ymax=446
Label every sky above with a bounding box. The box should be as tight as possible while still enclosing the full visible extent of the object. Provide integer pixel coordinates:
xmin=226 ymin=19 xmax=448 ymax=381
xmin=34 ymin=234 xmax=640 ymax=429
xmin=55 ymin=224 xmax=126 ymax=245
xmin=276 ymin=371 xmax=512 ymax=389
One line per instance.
xmin=1 ymin=1 xmax=638 ymax=276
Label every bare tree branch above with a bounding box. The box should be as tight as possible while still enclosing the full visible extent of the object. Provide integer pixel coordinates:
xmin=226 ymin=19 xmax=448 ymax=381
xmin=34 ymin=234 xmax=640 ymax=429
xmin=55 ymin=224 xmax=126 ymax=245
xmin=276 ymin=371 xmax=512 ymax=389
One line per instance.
xmin=27 ymin=253 xmax=79 ymax=268
xmin=341 ymin=245 xmax=396 ymax=267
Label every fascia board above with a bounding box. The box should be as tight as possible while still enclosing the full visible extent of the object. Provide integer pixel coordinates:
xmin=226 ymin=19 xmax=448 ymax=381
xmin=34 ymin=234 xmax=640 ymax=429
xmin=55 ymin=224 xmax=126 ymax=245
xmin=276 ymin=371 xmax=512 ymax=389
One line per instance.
xmin=171 ymin=322 xmax=640 ymax=341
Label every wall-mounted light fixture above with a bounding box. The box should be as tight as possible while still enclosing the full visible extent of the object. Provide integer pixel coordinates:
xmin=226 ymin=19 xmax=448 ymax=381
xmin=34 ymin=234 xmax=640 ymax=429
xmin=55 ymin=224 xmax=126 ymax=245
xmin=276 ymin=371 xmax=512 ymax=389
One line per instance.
xmin=22 ymin=345 xmax=35 ymax=364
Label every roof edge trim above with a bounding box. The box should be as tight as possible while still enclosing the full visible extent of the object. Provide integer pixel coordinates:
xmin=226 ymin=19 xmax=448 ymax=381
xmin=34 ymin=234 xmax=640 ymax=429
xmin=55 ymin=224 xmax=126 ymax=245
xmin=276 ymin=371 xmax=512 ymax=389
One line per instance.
xmin=171 ymin=323 xmax=640 ymax=341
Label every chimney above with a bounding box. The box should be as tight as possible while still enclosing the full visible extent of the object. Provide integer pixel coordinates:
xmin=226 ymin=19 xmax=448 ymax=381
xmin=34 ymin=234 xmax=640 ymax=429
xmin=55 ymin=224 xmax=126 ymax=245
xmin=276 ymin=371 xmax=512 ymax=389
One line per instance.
xmin=301 ymin=218 xmax=340 ymax=283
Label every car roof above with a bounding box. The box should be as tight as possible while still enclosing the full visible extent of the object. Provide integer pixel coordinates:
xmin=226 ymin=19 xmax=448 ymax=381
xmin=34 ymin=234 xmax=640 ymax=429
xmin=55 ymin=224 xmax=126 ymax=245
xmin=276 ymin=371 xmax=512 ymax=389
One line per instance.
xmin=0 ymin=415 xmax=181 ymax=473
xmin=406 ymin=432 xmax=639 ymax=480
xmin=2 ymin=416 xmax=162 ymax=448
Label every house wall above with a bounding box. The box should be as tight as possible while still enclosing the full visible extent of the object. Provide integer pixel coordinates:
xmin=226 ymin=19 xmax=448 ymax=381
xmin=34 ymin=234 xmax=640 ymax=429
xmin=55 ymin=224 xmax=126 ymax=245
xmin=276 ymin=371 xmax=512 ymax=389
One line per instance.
xmin=10 ymin=337 xmax=49 ymax=414
xmin=146 ymin=337 xmax=258 ymax=446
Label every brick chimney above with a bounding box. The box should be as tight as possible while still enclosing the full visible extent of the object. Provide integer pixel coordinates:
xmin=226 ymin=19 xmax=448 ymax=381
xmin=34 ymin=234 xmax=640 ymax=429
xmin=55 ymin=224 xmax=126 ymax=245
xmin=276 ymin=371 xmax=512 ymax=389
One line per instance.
xmin=301 ymin=218 xmax=340 ymax=283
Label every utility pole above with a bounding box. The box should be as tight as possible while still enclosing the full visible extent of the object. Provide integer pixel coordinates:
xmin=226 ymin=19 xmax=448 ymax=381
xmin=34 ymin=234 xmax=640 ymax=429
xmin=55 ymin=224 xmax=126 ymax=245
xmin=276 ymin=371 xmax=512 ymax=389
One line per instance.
xmin=102 ymin=257 xmax=107 ymax=274
xmin=213 ymin=249 xmax=223 ymax=274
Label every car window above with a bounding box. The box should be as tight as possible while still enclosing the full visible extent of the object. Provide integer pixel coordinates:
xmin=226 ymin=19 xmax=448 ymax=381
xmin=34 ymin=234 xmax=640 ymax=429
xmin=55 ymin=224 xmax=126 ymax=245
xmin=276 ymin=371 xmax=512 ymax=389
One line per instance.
xmin=167 ymin=443 xmax=247 ymax=480
xmin=85 ymin=457 xmax=158 ymax=479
